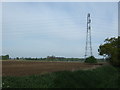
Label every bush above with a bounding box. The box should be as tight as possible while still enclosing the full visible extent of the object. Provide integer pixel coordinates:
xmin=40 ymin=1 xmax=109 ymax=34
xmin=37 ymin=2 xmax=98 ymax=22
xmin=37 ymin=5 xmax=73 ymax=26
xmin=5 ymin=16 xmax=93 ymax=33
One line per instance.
xmin=85 ymin=56 xmax=97 ymax=63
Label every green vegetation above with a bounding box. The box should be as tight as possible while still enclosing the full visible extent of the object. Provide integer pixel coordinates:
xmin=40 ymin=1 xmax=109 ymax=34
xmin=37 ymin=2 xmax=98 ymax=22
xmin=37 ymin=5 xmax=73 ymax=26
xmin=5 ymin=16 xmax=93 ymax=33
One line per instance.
xmin=2 ymin=65 xmax=120 ymax=88
xmin=85 ymin=56 xmax=97 ymax=63
xmin=0 ymin=55 xmax=9 ymax=60
xmin=98 ymin=36 xmax=120 ymax=66
xmin=45 ymin=56 xmax=83 ymax=61
xmin=2 ymin=55 xmax=85 ymax=62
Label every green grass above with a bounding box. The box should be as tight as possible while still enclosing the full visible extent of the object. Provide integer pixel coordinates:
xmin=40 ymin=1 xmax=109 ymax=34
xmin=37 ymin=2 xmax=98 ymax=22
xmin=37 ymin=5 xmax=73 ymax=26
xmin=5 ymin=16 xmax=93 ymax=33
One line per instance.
xmin=2 ymin=65 xmax=120 ymax=88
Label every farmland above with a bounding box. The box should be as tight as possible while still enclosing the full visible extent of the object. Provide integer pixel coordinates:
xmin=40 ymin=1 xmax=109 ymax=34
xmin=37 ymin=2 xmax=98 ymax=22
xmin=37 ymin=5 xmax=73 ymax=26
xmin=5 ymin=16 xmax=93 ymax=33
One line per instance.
xmin=2 ymin=60 xmax=105 ymax=76
xmin=2 ymin=60 xmax=120 ymax=88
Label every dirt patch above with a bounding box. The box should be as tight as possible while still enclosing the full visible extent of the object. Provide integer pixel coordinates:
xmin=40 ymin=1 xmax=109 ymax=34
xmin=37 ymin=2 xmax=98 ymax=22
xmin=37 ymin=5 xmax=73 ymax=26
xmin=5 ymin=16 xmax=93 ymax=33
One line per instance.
xmin=2 ymin=60 xmax=107 ymax=76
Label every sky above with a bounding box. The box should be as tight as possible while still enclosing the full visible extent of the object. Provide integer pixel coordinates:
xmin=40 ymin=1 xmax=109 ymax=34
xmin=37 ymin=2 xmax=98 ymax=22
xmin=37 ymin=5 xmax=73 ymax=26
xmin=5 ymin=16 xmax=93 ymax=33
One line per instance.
xmin=2 ymin=2 xmax=118 ymax=58
xmin=0 ymin=2 xmax=2 ymax=56
xmin=118 ymin=1 xmax=120 ymax=36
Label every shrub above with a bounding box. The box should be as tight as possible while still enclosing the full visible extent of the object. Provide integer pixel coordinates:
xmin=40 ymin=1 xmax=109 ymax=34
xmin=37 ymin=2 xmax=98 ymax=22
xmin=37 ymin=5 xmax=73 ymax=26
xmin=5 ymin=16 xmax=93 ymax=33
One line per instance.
xmin=85 ymin=56 xmax=97 ymax=63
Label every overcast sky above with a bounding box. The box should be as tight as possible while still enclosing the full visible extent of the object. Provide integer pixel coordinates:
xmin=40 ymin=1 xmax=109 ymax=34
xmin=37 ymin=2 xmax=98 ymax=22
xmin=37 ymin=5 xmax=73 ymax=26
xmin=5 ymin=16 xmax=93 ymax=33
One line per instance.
xmin=2 ymin=2 xmax=118 ymax=58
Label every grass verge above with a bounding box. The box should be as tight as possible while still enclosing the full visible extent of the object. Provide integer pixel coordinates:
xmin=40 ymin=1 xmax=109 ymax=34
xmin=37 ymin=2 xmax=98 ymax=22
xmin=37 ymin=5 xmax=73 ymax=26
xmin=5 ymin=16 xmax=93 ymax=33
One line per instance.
xmin=2 ymin=65 xmax=120 ymax=88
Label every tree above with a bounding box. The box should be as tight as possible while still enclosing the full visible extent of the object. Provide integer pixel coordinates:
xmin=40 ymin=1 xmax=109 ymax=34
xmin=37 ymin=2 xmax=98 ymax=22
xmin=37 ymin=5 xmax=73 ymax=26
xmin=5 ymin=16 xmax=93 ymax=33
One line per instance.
xmin=47 ymin=55 xmax=56 ymax=60
xmin=16 ymin=57 xmax=19 ymax=60
xmin=98 ymin=37 xmax=120 ymax=66
xmin=84 ymin=56 xmax=97 ymax=63
xmin=2 ymin=55 xmax=9 ymax=60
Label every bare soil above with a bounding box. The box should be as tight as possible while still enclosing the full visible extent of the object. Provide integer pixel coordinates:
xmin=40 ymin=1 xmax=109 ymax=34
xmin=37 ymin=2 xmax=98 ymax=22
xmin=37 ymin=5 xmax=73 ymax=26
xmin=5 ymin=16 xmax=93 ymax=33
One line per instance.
xmin=2 ymin=60 xmax=107 ymax=76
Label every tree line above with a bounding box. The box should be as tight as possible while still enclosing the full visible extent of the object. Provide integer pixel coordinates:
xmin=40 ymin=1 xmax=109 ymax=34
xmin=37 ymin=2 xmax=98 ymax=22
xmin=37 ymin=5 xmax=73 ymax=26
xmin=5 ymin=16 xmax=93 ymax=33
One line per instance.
xmin=1 ymin=36 xmax=119 ymax=66
xmin=0 ymin=55 xmax=84 ymax=61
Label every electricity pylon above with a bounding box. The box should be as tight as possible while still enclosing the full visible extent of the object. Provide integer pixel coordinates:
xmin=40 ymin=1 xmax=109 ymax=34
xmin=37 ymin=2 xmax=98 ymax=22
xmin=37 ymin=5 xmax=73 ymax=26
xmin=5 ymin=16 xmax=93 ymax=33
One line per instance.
xmin=85 ymin=13 xmax=93 ymax=59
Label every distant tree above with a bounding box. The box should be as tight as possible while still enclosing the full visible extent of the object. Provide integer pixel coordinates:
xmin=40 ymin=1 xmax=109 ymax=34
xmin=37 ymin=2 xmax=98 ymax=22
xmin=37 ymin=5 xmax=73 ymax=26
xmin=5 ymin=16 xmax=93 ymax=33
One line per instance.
xmin=16 ymin=57 xmax=19 ymax=60
xmin=47 ymin=55 xmax=56 ymax=60
xmin=98 ymin=37 xmax=120 ymax=66
xmin=85 ymin=56 xmax=97 ymax=63
xmin=0 ymin=56 xmax=1 ymax=60
xmin=2 ymin=55 xmax=9 ymax=60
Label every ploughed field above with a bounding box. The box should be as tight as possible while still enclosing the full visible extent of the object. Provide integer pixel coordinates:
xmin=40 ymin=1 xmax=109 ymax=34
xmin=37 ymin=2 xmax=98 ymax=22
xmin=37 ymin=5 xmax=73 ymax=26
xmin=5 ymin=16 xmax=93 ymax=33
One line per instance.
xmin=2 ymin=60 xmax=106 ymax=76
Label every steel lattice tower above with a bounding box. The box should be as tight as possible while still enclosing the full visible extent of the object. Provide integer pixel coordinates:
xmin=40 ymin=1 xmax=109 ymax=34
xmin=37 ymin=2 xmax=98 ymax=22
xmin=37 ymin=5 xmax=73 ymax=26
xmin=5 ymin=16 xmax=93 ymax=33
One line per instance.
xmin=85 ymin=13 xmax=93 ymax=58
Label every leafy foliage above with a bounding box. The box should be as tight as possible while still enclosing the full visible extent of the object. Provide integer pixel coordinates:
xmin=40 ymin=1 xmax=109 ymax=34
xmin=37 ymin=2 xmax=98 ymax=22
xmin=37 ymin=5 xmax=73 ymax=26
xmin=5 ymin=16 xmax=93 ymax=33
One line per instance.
xmin=98 ymin=37 xmax=120 ymax=66
xmin=84 ymin=56 xmax=97 ymax=63
xmin=2 ymin=65 xmax=120 ymax=88
xmin=0 ymin=55 xmax=9 ymax=60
